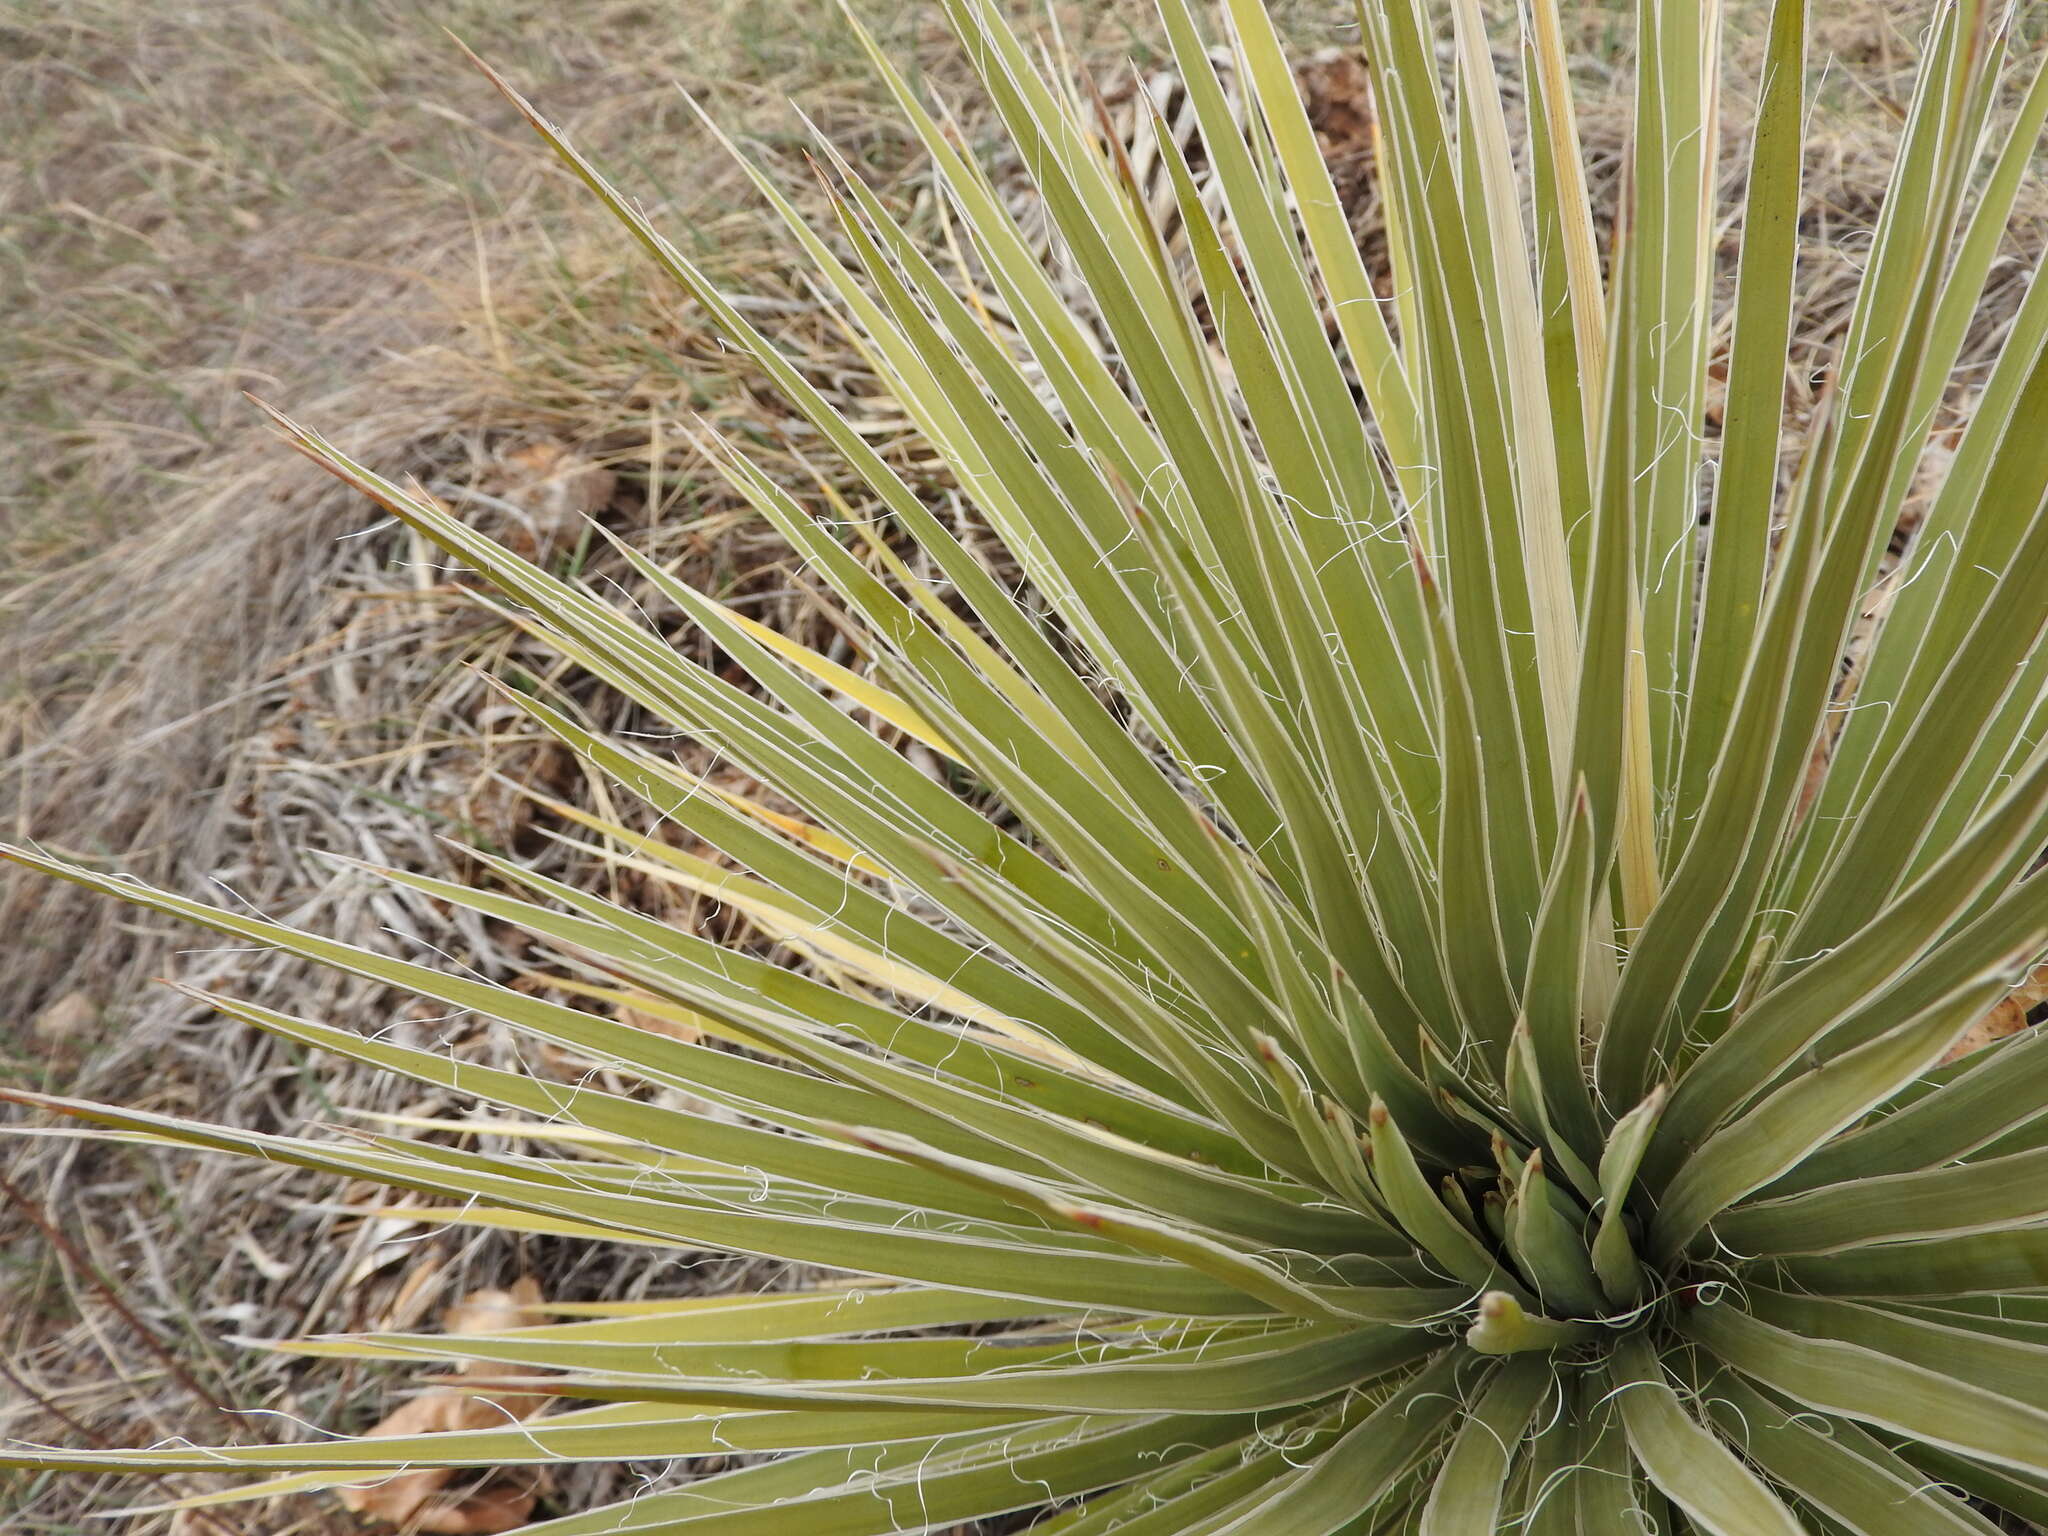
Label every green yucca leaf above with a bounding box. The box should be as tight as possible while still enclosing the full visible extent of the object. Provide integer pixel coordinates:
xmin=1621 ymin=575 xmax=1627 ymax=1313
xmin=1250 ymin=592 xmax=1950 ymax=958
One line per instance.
xmin=8 ymin=0 xmax=2048 ymax=1530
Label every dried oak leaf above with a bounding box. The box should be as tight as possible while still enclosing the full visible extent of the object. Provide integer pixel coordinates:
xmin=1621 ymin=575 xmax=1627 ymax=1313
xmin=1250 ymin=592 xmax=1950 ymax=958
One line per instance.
xmin=1943 ymin=961 xmax=2048 ymax=1064
xmin=482 ymin=440 xmax=618 ymax=560
xmin=336 ymin=1278 xmax=552 ymax=1533
xmin=31 ymin=990 xmax=99 ymax=1057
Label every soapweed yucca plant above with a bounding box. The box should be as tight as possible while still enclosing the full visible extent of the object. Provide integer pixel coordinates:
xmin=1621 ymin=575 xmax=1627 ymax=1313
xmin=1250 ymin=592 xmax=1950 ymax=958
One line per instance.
xmin=11 ymin=0 xmax=2048 ymax=1529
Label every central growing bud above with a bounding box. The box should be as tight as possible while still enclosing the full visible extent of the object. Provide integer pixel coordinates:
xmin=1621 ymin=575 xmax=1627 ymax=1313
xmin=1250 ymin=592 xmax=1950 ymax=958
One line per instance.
xmin=1354 ymin=1082 xmax=1676 ymax=1359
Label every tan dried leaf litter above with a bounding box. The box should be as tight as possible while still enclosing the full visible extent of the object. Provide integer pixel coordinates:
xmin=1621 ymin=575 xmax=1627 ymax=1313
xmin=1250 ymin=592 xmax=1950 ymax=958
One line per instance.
xmin=478 ymin=440 xmax=619 ymax=560
xmin=336 ymin=1277 xmax=553 ymax=1533
xmin=31 ymin=989 xmax=99 ymax=1049
xmin=1943 ymin=961 xmax=2048 ymax=1064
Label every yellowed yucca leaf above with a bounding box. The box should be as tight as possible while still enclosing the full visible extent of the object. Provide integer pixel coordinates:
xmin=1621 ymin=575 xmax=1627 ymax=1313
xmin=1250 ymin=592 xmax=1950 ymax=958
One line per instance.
xmin=1524 ymin=0 xmax=1608 ymax=450
xmin=104 ymin=1471 xmax=381 ymax=1519
xmin=693 ymin=592 xmax=965 ymax=763
xmin=719 ymin=418 xmax=1114 ymax=778
xmin=531 ymin=765 xmax=887 ymax=879
xmin=805 ymin=466 xmax=1092 ymax=760
xmin=535 ymin=826 xmax=1085 ymax=1067
xmin=1619 ymin=587 xmax=1663 ymax=929
xmin=340 ymin=1204 xmax=683 ymax=1247
xmin=538 ymin=973 xmax=757 ymax=1052
xmin=1448 ymin=0 xmax=1580 ymax=799
xmin=698 ymin=782 xmax=885 ymax=874
xmin=338 ymin=1111 xmax=636 ymax=1146
xmin=497 ymin=706 xmax=1193 ymax=1116
xmin=706 ymin=905 xmax=1086 ymax=1068
xmin=535 ymin=1282 xmax=913 ymax=1319
xmin=261 ymin=1291 xmax=968 ymax=1361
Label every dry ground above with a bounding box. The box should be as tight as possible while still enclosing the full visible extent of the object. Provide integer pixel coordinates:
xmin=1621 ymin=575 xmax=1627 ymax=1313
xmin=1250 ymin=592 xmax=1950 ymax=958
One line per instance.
xmin=2 ymin=0 xmax=2043 ymax=1531
xmin=1 ymin=2 xmax=1350 ymax=1528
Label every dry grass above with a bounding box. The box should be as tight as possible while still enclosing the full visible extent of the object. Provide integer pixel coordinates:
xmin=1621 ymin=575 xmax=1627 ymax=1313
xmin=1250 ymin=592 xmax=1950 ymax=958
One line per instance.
xmin=2 ymin=0 xmax=2044 ymax=1531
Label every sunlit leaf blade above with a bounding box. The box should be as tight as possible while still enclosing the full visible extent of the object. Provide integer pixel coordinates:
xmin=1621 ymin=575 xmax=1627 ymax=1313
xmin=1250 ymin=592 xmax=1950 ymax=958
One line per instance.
xmin=1606 ymin=1336 xmax=1804 ymax=1536
xmin=1686 ymin=1297 xmax=2048 ymax=1478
